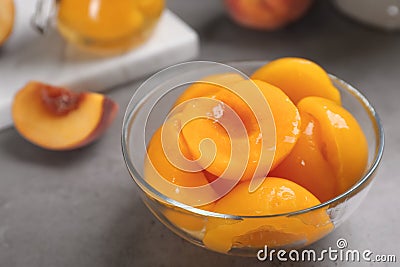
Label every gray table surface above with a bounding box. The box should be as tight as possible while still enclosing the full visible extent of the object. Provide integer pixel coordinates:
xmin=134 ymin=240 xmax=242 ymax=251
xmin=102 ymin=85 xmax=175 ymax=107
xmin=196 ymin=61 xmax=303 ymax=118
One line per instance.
xmin=1 ymin=1 xmax=399 ymax=266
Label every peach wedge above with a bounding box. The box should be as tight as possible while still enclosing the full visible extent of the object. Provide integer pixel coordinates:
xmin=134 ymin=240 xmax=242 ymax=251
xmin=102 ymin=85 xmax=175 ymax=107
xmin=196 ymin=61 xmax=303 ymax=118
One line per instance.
xmin=252 ymin=57 xmax=341 ymax=104
xmin=203 ymin=177 xmax=333 ymax=253
xmin=173 ymin=73 xmax=244 ymax=108
xmin=0 ymin=0 xmax=14 ymax=46
xmin=12 ymin=81 xmax=118 ymax=150
xmin=270 ymin=111 xmax=338 ymax=202
xmin=181 ymin=79 xmax=301 ymax=181
xmin=297 ymin=96 xmax=368 ymax=194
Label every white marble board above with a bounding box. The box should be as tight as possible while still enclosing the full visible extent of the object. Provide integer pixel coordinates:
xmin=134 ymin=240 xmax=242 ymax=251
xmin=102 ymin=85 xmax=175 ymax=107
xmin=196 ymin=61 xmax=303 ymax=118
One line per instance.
xmin=0 ymin=0 xmax=199 ymax=130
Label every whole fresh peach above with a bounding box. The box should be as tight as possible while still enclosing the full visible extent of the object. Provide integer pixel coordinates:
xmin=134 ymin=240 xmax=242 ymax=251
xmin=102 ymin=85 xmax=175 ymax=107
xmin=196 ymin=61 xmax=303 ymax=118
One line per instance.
xmin=0 ymin=0 xmax=14 ymax=45
xmin=224 ymin=0 xmax=314 ymax=30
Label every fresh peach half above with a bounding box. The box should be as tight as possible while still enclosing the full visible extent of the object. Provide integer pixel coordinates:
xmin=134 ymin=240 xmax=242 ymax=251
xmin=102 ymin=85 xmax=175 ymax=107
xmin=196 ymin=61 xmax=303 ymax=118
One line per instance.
xmin=12 ymin=81 xmax=118 ymax=150
xmin=252 ymin=57 xmax=341 ymax=104
xmin=0 ymin=0 xmax=15 ymax=46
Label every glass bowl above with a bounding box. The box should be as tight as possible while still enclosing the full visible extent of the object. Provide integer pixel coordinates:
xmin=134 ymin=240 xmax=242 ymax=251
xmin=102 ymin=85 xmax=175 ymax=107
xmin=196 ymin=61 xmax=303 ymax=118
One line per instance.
xmin=121 ymin=61 xmax=384 ymax=256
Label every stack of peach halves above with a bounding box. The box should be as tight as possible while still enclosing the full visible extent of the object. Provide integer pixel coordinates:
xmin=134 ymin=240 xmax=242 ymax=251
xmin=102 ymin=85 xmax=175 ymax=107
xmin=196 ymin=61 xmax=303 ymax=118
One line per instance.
xmin=144 ymin=58 xmax=368 ymax=252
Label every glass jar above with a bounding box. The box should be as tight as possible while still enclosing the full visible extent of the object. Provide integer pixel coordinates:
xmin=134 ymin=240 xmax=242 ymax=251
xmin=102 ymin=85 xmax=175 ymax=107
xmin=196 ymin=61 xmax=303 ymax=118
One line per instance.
xmin=32 ymin=0 xmax=165 ymax=55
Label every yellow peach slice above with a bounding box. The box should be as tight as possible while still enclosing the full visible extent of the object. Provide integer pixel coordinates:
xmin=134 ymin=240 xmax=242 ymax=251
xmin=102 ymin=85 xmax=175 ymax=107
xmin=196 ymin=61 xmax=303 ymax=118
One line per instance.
xmin=0 ymin=0 xmax=14 ymax=46
xmin=144 ymin=123 xmax=210 ymax=188
xmin=145 ymin=115 xmax=216 ymax=230
xmin=203 ymin=178 xmax=333 ymax=253
xmin=173 ymin=73 xmax=244 ymax=108
xmin=181 ymin=79 xmax=300 ymax=181
xmin=181 ymin=115 xmax=235 ymax=179
xmin=12 ymin=81 xmax=118 ymax=150
xmin=253 ymin=80 xmax=301 ymax=169
xmin=251 ymin=57 xmax=341 ymax=104
xmin=270 ymin=111 xmax=338 ymax=202
xmin=216 ymin=80 xmax=300 ymax=168
xmin=297 ymin=96 xmax=368 ymax=194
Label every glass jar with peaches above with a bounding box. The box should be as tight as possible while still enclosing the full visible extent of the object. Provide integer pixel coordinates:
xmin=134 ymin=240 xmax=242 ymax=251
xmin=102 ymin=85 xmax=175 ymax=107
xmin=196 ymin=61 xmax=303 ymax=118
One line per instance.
xmin=32 ymin=0 xmax=164 ymax=54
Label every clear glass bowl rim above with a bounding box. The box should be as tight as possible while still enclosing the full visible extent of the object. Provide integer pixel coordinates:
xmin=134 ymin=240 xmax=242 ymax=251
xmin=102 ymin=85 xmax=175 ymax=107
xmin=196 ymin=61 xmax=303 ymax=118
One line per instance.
xmin=121 ymin=60 xmax=385 ymax=220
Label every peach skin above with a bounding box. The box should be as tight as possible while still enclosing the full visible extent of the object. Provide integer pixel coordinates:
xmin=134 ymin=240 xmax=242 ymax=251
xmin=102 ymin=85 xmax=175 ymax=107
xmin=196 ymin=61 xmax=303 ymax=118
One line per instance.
xmin=251 ymin=57 xmax=341 ymax=104
xmin=225 ymin=0 xmax=314 ymax=30
xmin=297 ymin=96 xmax=368 ymax=194
xmin=12 ymin=81 xmax=118 ymax=150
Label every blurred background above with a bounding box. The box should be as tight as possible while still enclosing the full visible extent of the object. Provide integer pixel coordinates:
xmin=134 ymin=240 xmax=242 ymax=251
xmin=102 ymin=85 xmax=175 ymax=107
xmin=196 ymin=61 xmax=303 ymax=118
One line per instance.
xmin=0 ymin=0 xmax=399 ymax=266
